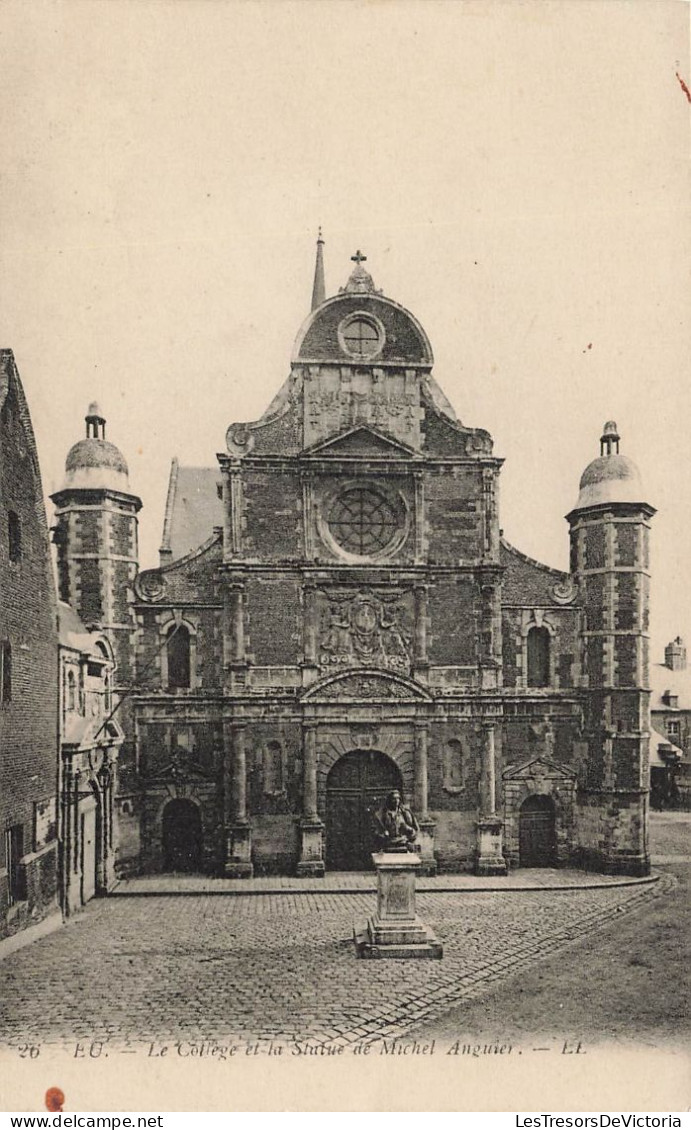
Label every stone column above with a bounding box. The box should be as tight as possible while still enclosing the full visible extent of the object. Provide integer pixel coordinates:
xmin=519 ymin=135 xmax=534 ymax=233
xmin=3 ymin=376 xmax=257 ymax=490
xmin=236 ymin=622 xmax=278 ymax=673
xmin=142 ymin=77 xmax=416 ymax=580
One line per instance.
xmin=231 ymin=585 xmax=245 ymax=665
xmin=413 ymin=585 xmax=429 ymax=678
xmin=301 ymin=583 xmax=319 ymax=688
xmin=483 ymin=721 xmax=497 ymax=816
xmin=227 ymin=582 xmax=248 ymax=693
xmin=413 ymin=472 xmax=425 ymax=564
xmin=297 ymin=720 xmax=325 ymax=877
xmin=414 ymin=719 xmax=436 ymax=875
xmin=475 ymin=720 xmax=507 ymax=876
xmin=224 ymin=721 xmax=253 ymax=877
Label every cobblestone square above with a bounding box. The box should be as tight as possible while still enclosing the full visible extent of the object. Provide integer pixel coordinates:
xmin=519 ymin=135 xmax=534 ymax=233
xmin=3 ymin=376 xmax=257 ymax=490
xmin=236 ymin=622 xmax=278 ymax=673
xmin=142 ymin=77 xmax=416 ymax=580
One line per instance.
xmin=0 ymin=877 xmax=667 ymax=1053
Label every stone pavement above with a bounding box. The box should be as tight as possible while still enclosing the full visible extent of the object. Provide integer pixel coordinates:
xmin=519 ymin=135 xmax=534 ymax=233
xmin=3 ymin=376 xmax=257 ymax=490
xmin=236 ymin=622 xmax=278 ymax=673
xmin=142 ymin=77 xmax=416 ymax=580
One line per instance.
xmin=0 ymin=871 xmax=671 ymax=1053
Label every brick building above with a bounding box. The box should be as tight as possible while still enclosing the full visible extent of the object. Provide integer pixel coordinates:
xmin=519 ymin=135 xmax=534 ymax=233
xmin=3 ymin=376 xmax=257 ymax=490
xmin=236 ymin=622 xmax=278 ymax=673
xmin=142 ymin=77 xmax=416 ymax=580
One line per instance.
xmin=0 ymin=350 xmax=60 ymax=940
xmin=58 ymin=602 xmax=123 ymax=915
xmin=650 ymin=637 xmax=690 ymax=807
xmin=56 ymin=244 xmax=657 ymax=878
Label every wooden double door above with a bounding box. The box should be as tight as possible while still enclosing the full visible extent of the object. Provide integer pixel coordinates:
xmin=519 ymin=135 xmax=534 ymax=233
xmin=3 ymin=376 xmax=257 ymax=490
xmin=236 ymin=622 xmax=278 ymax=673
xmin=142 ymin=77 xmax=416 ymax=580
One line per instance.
xmin=326 ymin=749 xmax=403 ymax=871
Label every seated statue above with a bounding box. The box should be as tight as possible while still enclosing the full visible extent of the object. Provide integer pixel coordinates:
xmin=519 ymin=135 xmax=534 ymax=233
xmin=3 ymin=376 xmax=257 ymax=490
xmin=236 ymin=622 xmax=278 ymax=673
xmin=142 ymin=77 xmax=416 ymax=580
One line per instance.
xmin=371 ymin=789 xmax=419 ymax=853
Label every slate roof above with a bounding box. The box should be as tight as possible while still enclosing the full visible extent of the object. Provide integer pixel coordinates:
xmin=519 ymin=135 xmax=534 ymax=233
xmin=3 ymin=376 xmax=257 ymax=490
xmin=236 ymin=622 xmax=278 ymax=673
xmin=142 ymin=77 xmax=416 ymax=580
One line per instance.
xmin=58 ymin=601 xmax=96 ymax=652
xmin=160 ymin=458 xmax=223 ymax=563
xmin=649 ymin=729 xmax=684 ymax=767
xmin=650 ymin=662 xmax=691 ymax=712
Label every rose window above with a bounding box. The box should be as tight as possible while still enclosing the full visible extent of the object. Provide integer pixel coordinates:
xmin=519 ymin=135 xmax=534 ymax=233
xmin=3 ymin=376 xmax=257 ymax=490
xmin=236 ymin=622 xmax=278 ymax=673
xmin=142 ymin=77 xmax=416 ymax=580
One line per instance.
xmin=326 ymin=487 xmax=401 ymax=556
xmin=340 ymin=317 xmax=381 ymax=359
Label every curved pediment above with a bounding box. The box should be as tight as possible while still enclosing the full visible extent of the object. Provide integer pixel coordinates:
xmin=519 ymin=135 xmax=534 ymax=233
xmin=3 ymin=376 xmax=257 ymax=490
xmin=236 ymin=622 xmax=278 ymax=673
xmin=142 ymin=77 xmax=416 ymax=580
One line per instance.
xmin=302 ymin=668 xmax=431 ymax=703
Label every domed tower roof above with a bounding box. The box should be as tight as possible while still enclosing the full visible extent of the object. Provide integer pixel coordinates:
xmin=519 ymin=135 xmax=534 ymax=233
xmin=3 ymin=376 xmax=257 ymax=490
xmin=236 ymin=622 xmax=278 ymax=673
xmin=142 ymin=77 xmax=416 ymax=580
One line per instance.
xmin=293 ymin=248 xmax=434 ymax=368
xmin=570 ymin=421 xmax=648 ymax=511
xmin=62 ymin=404 xmax=130 ymax=492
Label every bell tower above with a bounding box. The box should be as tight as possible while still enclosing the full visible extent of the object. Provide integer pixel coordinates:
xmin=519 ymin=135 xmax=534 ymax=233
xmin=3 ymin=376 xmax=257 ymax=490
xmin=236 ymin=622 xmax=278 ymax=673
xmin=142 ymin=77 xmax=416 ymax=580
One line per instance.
xmin=567 ymin=422 xmax=655 ymax=875
xmin=51 ymin=403 xmax=141 ymax=687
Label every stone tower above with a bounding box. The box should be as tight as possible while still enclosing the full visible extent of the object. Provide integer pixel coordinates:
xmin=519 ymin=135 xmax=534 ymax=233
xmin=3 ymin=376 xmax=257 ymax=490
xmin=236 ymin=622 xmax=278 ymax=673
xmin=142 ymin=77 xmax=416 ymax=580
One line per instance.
xmin=567 ymin=422 xmax=655 ymax=875
xmin=51 ymin=404 xmax=141 ymax=689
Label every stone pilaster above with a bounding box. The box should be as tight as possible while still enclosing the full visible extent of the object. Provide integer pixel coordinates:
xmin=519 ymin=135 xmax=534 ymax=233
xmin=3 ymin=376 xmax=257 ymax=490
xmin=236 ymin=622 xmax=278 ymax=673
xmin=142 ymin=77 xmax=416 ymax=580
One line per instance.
xmin=475 ymin=720 xmax=507 ymax=875
xmin=301 ymin=583 xmax=320 ymax=688
xmin=413 ymin=584 xmax=429 ymax=680
xmin=414 ymin=719 xmax=436 ymax=875
xmin=297 ymin=721 xmax=324 ymax=876
xmin=224 ymin=721 xmax=253 ymax=878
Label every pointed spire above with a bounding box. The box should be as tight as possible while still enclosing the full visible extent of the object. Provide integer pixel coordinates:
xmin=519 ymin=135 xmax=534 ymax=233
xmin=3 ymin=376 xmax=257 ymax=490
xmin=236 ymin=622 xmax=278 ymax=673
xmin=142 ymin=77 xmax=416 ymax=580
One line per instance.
xmin=310 ymin=228 xmax=326 ymax=311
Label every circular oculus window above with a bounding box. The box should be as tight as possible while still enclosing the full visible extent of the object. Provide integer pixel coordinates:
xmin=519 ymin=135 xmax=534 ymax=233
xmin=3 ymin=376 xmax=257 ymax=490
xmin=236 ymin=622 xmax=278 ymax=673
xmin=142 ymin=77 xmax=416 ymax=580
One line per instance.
xmin=338 ymin=314 xmax=384 ymax=360
xmin=326 ymin=486 xmax=403 ymax=557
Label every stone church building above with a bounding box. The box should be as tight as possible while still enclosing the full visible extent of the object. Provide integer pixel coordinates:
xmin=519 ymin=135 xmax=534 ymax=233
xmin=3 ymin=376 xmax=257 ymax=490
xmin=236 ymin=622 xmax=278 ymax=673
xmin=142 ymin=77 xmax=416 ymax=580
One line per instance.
xmin=53 ymin=242 xmax=655 ymax=879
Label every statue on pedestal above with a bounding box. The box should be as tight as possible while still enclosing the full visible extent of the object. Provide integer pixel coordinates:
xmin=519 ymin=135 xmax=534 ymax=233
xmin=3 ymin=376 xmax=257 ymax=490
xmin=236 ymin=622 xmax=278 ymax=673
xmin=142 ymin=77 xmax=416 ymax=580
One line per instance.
xmin=371 ymin=789 xmax=419 ymax=853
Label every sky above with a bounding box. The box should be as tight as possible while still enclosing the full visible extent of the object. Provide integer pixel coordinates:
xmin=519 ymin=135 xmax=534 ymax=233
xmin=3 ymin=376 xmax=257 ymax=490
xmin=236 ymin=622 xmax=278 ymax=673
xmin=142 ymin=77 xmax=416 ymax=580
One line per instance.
xmin=0 ymin=0 xmax=689 ymax=660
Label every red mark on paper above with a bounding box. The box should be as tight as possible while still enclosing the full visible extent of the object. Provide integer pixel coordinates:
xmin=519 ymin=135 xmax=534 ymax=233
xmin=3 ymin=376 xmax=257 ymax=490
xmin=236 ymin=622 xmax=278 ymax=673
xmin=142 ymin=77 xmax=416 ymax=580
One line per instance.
xmin=676 ymin=72 xmax=691 ymax=103
xmin=45 ymin=1087 xmax=65 ymax=1112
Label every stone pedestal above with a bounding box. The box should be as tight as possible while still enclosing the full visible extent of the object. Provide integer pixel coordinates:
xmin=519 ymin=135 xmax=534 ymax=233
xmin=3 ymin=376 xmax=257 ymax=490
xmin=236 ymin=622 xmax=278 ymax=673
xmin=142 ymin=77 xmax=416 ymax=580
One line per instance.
xmin=474 ymin=816 xmax=508 ymax=876
xmin=296 ymin=818 xmax=325 ymax=877
xmin=224 ymin=822 xmax=254 ymax=878
xmin=354 ymin=853 xmax=443 ymax=959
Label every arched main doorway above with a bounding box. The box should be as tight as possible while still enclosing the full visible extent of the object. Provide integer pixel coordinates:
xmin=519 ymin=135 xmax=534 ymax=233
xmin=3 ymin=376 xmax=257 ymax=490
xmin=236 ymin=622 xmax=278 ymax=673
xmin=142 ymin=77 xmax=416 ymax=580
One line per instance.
xmin=326 ymin=749 xmax=403 ymax=870
xmin=162 ymin=799 xmax=202 ymax=872
xmin=519 ymin=794 xmax=557 ymax=867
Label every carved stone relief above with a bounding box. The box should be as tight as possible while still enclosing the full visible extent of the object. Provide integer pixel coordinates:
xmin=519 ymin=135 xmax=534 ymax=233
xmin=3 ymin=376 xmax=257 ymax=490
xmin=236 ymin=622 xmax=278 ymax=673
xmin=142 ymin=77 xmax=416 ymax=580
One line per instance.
xmin=318 ymin=589 xmax=413 ymax=674
xmin=303 ymin=369 xmax=421 ymax=449
xmin=309 ymin=673 xmax=417 ymax=701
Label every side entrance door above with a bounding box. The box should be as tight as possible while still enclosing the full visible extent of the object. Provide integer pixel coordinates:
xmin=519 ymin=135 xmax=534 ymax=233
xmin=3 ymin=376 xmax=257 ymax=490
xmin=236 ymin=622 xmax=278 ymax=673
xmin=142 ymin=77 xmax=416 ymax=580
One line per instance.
xmin=80 ymin=807 xmax=97 ymax=904
xmin=326 ymin=749 xmax=403 ymax=870
xmin=519 ymin=794 xmax=557 ymax=867
xmin=162 ymin=799 xmax=203 ymax=872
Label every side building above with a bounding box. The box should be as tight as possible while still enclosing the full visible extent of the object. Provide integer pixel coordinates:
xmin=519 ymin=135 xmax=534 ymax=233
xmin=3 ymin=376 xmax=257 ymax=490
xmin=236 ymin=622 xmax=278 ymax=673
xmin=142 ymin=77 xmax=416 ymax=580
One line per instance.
xmin=58 ymin=602 xmax=123 ymax=914
xmin=650 ymin=637 xmax=690 ymax=808
xmin=0 ymin=350 xmax=60 ymax=940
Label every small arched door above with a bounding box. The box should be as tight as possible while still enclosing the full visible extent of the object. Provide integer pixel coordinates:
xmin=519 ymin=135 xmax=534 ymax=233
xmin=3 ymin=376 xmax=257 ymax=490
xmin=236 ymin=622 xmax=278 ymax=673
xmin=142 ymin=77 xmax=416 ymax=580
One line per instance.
xmin=326 ymin=749 xmax=403 ymax=870
xmin=162 ymin=799 xmax=202 ymax=872
xmin=519 ymin=794 xmax=557 ymax=867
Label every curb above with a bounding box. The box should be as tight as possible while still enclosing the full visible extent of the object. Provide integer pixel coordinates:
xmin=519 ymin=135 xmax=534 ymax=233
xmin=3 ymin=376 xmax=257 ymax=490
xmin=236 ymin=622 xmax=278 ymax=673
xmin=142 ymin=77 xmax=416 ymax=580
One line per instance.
xmin=0 ymin=910 xmax=63 ymax=963
xmin=108 ymin=873 xmax=661 ymax=898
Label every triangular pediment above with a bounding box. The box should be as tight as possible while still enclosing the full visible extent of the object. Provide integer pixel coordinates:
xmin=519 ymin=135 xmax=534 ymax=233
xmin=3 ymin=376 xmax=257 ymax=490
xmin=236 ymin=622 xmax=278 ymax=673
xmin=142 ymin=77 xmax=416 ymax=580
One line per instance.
xmin=302 ymin=668 xmax=431 ymax=703
xmin=302 ymin=425 xmax=417 ymax=459
xmin=502 ymin=756 xmax=576 ymax=782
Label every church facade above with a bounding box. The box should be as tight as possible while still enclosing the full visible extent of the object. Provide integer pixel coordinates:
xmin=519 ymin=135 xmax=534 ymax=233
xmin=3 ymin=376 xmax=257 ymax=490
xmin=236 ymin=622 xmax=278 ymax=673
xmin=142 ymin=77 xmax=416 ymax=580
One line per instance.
xmin=54 ymin=244 xmax=656 ymax=878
